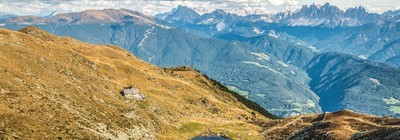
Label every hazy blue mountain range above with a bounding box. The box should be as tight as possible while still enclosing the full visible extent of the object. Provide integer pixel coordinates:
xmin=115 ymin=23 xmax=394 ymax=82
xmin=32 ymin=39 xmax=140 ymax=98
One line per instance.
xmin=1 ymin=3 xmax=400 ymax=118
xmin=162 ymin=5 xmax=200 ymax=25
xmin=274 ymin=3 xmax=380 ymax=27
xmin=0 ymin=9 xmax=322 ymax=117
xmin=306 ymin=52 xmax=400 ymax=116
xmin=158 ymin=4 xmax=399 ymax=58
xmin=155 ymin=4 xmax=400 ymax=68
xmin=0 ymin=12 xmax=17 ymax=20
xmin=216 ymin=33 xmax=317 ymax=68
xmin=156 ymin=3 xmax=395 ymax=37
xmin=315 ymin=21 xmax=400 ymax=67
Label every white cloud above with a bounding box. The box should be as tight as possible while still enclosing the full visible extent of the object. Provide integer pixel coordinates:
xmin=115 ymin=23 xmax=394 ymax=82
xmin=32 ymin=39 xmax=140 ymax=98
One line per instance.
xmin=0 ymin=0 xmax=398 ymax=16
xmin=363 ymin=5 xmax=383 ymax=13
xmin=0 ymin=0 xmax=300 ymax=16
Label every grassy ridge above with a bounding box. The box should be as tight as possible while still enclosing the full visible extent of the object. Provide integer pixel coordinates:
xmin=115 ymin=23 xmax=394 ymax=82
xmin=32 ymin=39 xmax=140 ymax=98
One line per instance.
xmin=202 ymin=74 xmax=279 ymax=119
xmin=163 ymin=66 xmax=278 ymax=119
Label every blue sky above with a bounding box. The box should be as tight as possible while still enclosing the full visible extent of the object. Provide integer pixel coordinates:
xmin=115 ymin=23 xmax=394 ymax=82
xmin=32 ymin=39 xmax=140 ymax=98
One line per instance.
xmin=0 ymin=0 xmax=399 ymax=16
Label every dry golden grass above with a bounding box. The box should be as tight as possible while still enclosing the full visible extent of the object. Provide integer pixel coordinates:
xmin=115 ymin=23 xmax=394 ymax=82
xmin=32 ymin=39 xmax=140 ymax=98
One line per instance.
xmin=0 ymin=26 xmax=269 ymax=139
xmin=260 ymin=110 xmax=400 ymax=139
xmin=2 ymin=26 xmax=397 ymax=140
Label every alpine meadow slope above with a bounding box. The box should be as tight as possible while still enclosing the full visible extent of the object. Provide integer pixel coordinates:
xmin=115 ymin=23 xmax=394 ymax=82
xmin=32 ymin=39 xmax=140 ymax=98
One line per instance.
xmin=1 ymin=3 xmax=400 ymax=118
xmin=0 ymin=9 xmax=322 ymax=117
xmin=2 ymin=26 xmax=400 ymax=140
xmin=2 ymin=1 xmax=400 ymax=138
xmin=0 ymin=26 xmax=276 ymax=139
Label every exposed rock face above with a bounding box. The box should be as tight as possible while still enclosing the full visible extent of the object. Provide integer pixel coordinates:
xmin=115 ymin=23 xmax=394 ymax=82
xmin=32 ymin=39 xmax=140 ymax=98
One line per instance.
xmin=121 ymin=86 xmax=145 ymax=100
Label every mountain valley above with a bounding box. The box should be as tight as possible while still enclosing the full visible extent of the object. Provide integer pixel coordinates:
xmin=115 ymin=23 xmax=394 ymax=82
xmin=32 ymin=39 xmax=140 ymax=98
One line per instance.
xmin=1 ymin=3 xmax=400 ymax=118
xmin=0 ymin=26 xmax=275 ymax=139
xmin=1 ymin=26 xmax=400 ymax=139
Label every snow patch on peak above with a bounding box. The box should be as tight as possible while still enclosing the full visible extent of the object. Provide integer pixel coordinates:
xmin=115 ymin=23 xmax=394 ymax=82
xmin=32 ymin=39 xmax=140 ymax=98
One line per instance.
xmin=198 ymin=18 xmax=215 ymax=24
xmin=252 ymin=27 xmax=265 ymax=35
xmin=156 ymin=24 xmax=171 ymax=30
xmin=259 ymin=15 xmax=274 ymax=23
xmin=369 ymin=77 xmax=381 ymax=86
xmin=223 ymin=8 xmax=265 ymax=16
xmin=358 ymin=55 xmax=368 ymax=60
xmin=307 ymin=46 xmax=318 ymax=52
xmin=268 ymin=30 xmax=279 ymax=38
xmin=216 ymin=21 xmax=226 ymax=31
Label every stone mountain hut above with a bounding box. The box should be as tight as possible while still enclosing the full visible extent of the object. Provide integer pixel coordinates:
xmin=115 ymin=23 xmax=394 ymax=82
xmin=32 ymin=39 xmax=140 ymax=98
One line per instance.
xmin=120 ymin=86 xmax=145 ymax=100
